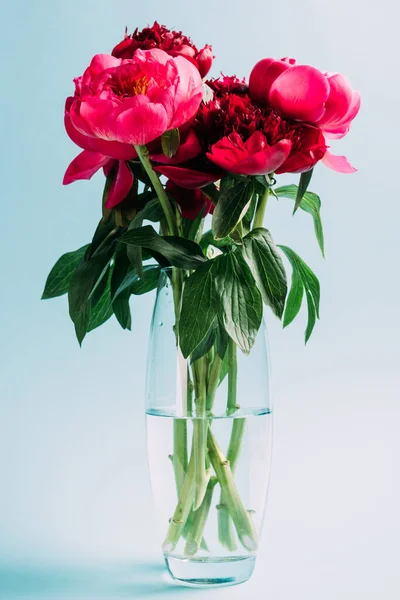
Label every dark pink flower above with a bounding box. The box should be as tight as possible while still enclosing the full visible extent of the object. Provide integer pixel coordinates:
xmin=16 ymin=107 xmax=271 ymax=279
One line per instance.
xmin=207 ymin=131 xmax=292 ymax=175
xmin=112 ymin=22 xmax=213 ymax=78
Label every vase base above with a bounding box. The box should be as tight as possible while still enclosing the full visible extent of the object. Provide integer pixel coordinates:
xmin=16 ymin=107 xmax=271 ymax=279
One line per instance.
xmin=164 ymin=554 xmax=256 ymax=587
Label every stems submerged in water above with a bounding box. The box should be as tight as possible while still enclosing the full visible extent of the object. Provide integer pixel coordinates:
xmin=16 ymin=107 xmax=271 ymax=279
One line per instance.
xmin=192 ymin=357 xmax=211 ymax=510
xmin=207 ymin=429 xmax=258 ymax=552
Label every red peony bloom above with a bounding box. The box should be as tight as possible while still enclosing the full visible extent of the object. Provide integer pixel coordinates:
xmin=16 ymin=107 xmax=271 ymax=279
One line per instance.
xmin=112 ymin=22 xmax=213 ymax=78
xmin=166 ymin=180 xmax=214 ymax=220
xmin=153 ymin=75 xmax=329 ymax=184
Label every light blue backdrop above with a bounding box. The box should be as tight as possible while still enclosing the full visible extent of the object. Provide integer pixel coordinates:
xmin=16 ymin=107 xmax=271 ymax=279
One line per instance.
xmin=1 ymin=1 xmax=399 ymax=599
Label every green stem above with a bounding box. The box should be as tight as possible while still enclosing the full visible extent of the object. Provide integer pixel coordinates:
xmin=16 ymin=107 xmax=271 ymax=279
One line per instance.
xmin=207 ymin=429 xmax=258 ymax=552
xmin=218 ymin=504 xmax=236 ymax=552
xmin=206 ymin=354 xmax=223 ymax=412
xmin=253 ymin=187 xmax=270 ymax=229
xmin=173 ymin=420 xmax=187 ymax=497
xmin=192 ymin=358 xmax=210 ymax=510
xmin=134 ymin=145 xmax=178 ymax=236
xmin=227 ymin=340 xmax=238 ymax=415
xmin=217 ymin=418 xmax=246 ymax=551
xmin=185 ymin=478 xmax=217 ymax=556
xmin=163 ymin=446 xmax=195 ymax=553
xmin=227 ymin=418 xmax=246 ymax=471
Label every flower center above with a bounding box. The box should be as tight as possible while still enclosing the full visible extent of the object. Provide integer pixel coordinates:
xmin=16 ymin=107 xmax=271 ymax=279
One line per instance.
xmin=110 ymin=71 xmax=151 ymax=98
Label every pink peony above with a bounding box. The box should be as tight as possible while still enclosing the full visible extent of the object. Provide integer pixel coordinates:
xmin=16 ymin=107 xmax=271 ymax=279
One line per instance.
xmin=249 ymin=57 xmax=360 ymax=139
xmin=63 ymin=49 xmax=203 ymax=207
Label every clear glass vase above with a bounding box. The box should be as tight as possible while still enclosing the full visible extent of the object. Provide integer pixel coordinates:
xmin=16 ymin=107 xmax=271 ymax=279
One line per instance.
xmin=145 ymin=268 xmax=272 ymax=587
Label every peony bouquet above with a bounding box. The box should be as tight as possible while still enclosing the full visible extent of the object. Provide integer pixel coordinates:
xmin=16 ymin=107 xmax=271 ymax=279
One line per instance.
xmin=42 ymin=22 xmax=359 ymax=574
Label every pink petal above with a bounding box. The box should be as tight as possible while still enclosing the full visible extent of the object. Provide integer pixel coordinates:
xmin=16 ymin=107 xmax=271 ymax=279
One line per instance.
xmin=231 ymin=139 xmax=292 ymax=175
xmin=75 ymin=97 xmax=122 ymax=140
xmin=105 ymin=160 xmax=134 ymax=208
xmin=321 ymin=89 xmax=361 ymax=139
xmin=269 ymin=65 xmax=330 ymax=122
xmin=249 ymin=58 xmax=291 ymax=105
xmin=63 ymin=151 xmax=111 ymax=184
xmin=88 ymin=53 xmax=121 ymax=75
xmin=322 ymin=150 xmax=357 ymax=173
xmin=65 ymin=99 xmax=136 ymax=160
xmin=168 ymin=55 xmax=203 ymax=130
xmin=244 ymin=131 xmax=268 ymax=154
xmin=154 ymin=165 xmax=221 ymax=188
xmin=114 ymin=103 xmax=169 ymax=145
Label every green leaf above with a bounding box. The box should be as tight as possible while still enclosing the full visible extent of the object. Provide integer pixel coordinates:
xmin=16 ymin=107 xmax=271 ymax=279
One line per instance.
xmin=200 ymin=230 xmax=234 ymax=253
xmin=214 ymin=251 xmax=262 ymax=354
xmin=242 ymin=228 xmax=287 ymax=318
xmin=130 ymin=198 xmax=164 ymax=225
xmin=113 ymin=291 xmax=132 ymax=330
xmin=304 ymin=289 xmax=317 ymax=343
xmin=242 ymin=191 xmax=258 ymax=232
xmin=182 ymin=208 xmax=205 ymax=243
xmin=190 ymin=324 xmax=216 ymax=362
xmin=212 ymin=179 xmax=254 ymax=240
xmin=74 ymin=303 xmax=91 ymax=346
xmin=293 ymin=169 xmax=313 ymax=214
xmin=179 ymin=260 xmax=218 ymax=359
xmin=274 ymin=184 xmax=324 ymax=256
xmin=87 ymin=217 xmax=118 ymax=258
xmin=113 ymin=265 xmax=160 ymax=300
xmin=88 ymin=268 xmax=114 ymax=332
xmin=278 ymin=245 xmax=320 ymax=342
xmin=161 ymin=128 xmax=180 ymax=158
xmin=201 ymin=183 xmax=219 ymax=205
xmin=68 ymin=251 xmax=112 ymax=326
xmin=216 ymin=324 xmax=229 ymax=359
xmin=282 ymin=267 xmax=303 ymax=328
xmin=41 ymin=244 xmax=89 ymax=299
xmin=126 ymin=198 xmax=164 ymax=277
xmin=118 ymin=225 xmax=206 ymax=269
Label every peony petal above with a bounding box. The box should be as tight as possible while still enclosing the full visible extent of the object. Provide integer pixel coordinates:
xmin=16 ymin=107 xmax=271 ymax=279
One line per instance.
xmin=207 ymin=133 xmax=247 ymax=170
xmin=89 ymin=53 xmax=121 ymax=74
xmin=105 ymin=160 xmax=134 ymax=208
xmin=269 ymin=65 xmax=330 ymax=122
xmin=75 ymin=97 xmax=122 ymax=140
xmin=155 ymin=165 xmax=221 ymax=188
xmin=65 ymin=99 xmax=136 ymax=160
xmin=63 ymin=151 xmax=111 ymax=184
xmin=168 ymin=55 xmax=203 ymax=130
xmin=321 ymin=89 xmax=361 ymax=139
xmin=231 ymin=140 xmax=292 ymax=175
xmin=244 ymin=131 xmax=268 ymax=154
xmin=249 ymin=58 xmax=291 ymax=105
xmin=114 ymin=103 xmax=169 ymax=145
xmin=320 ymin=74 xmax=353 ymax=125
xmin=322 ymin=150 xmax=357 ymax=173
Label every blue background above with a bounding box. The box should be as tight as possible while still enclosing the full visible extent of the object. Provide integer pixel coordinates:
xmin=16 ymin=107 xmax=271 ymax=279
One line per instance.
xmin=1 ymin=0 xmax=399 ymax=598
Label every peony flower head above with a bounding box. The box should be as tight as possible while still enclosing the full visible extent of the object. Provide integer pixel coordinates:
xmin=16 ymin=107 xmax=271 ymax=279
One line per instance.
xmin=112 ymin=22 xmax=213 ymax=78
xmin=68 ymin=50 xmax=203 ymax=147
xmin=249 ymin=57 xmax=360 ymax=139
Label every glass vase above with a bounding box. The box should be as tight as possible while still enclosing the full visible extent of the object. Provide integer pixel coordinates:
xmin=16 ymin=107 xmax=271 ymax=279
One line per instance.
xmin=145 ymin=268 xmax=272 ymax=587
